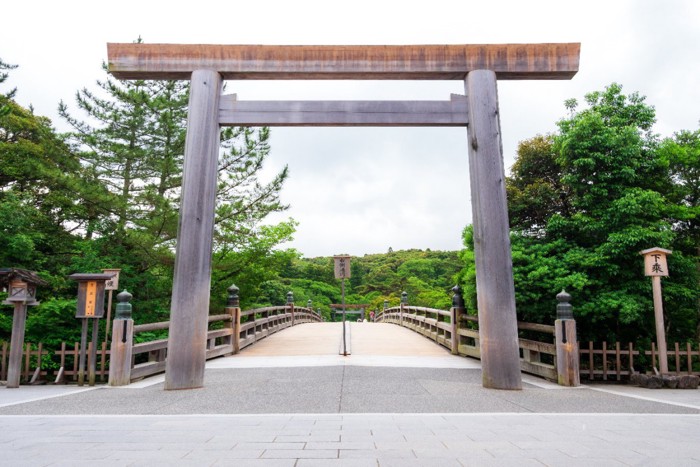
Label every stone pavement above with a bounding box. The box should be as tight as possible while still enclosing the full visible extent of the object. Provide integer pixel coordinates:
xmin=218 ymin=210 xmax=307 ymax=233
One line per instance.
xmin=1 ymin=322 xmax=699 ymax=466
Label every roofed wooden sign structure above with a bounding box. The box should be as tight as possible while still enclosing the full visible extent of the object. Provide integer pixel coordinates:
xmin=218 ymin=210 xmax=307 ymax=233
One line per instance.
xmin=106 ymin=42 xmax=580 ymax=392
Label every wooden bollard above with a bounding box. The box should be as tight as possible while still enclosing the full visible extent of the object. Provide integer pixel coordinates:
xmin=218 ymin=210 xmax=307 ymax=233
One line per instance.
xmin=287 ymin=291 xmax=295 ymax=326
xmin=451 ymin=286 xmax=464 ymax=355
xmin=400 ymin=291 xmax=407 ymax=326
xmin=554 ymin=290 xmax=580 ymax=387
xmin=108 ymin=290 xmax=134 ymax=386
xmin=227 ymin=284 xmax=241 ymax=355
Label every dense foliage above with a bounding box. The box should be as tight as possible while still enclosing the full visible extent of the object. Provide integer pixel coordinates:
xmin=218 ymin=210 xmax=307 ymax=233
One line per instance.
xmin=462 ymin=84 xmax=699 ymax=344
xmin=0 ymin=54 xmax=293 ymax=348
xmin=249 ymin=249 xmax=463 ymax=321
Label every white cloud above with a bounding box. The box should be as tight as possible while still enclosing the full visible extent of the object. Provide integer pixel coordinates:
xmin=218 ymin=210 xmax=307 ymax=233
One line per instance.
xmin=2 ymin=0 xmax=698 ymax=257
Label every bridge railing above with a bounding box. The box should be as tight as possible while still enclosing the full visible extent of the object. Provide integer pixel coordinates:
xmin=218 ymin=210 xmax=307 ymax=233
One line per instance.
xmin=108 ymin=285 xmax=322 ymax=385
xmin=374 ymin=287 xmax=577 ymax=386
xmin=239 ymin=303 xmax=321 ymax=351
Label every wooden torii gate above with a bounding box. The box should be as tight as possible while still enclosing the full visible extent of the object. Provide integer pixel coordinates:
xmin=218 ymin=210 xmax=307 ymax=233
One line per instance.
xmin=107 ymin=43 xmax=580 ymax=391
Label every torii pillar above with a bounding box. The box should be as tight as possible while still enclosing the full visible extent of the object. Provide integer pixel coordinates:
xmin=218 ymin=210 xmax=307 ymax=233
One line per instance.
xmin=107 ymin=43 xmax=580 ymax=390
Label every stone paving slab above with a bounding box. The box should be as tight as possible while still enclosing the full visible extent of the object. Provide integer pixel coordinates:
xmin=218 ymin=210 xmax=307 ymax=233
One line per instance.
xmin=1 ymin=367 xmax=698 ymax=415
xmin=1 ymin=413 xmax=699 ymax=466
xmin=2 ymin=322 xmax=700 ymax=465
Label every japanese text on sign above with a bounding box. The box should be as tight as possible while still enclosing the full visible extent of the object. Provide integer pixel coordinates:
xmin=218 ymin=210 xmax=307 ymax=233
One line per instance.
xmin=85 ymin=281 xmax=97 ymax=317
xmin=643 ymin=250 xmax=670 ymax=277
xmin=333 ymin=255 xmax=351 ymax=279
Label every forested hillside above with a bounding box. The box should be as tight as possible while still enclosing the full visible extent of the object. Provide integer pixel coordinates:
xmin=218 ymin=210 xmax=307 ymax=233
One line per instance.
xmin=247 ymin=249 xmax=463 ymax=322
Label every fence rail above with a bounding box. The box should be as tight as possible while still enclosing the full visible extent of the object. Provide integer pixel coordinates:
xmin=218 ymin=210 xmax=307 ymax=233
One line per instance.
xmin=4 ymin=285 xmax=696 ymax=387
xmin=106 ymin=293 xmax=322 ymax=385
xmin=1 ymin=289 xmax=322 ymax=386
xmin=580 ymin=341 xmax=700 ymax=381
xmin=374 ymin=303 xmax=559 ymax=382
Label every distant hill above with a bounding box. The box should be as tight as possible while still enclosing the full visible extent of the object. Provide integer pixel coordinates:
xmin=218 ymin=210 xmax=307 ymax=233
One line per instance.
xmin=250 ymin=249 xmax=462 ymax=321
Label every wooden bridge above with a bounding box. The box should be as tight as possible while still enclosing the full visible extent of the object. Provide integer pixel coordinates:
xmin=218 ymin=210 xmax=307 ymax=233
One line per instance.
xmin=105 ymin=287 xmax=578 ymax=389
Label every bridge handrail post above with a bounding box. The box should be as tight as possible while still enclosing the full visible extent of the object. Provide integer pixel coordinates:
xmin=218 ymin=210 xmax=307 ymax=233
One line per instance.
xmin=451 ymin=285 xmax=465 ymax=355
xmin=400 ymin=291 xmax=407 ymax=327
xmin=108 ymin=290 xmax=134 ymax=386
xmin=555 ymin=290 xmax=580 ymax=386
xmin=287 ymin=291 xmax=295 ymax=326
xmin=227 ymin=284 xmax=241 ymax=354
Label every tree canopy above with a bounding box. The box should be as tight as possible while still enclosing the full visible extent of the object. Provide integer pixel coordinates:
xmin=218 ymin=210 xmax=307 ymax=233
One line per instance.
xmin=0 ymin=54 xmax=295 ymax=347
xmin=463 ymin=83 xmax=699 ymax=343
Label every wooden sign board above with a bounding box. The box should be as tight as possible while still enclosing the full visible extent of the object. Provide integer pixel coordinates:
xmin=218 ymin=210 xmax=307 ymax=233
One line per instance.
xmin=333 ymin=255 xmax=352 ymax=279
xmin=75 ymin=280 xmax=107 ymax=318
xmin=70 ymin=273 xmax=113 ymax=318
xmin=640 ymin=247 xmax=672 ymax=277
xmin=102 ymin=269 xmax=121 ymax=291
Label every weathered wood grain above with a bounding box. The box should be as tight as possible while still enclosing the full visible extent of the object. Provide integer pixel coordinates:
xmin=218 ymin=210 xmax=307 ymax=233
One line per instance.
xmin=108 ymin=319 xmax=133 ymax=386
xmin=465 ymin=70 xmax=522 ymax=390
xmin=555 ymin=319 xmax=580 ymax=386
xmin=107 ymin=43 xmax=580 ymax=80
xmin=164 ymin=70 xmax=222 ymax=391
xmin=6 ymin=304 xmax=27 ymax=388
xmin=517 ymin=321 xmax=555 ymax=334
xmin=218 ymin=94 xmax=468 ymax=126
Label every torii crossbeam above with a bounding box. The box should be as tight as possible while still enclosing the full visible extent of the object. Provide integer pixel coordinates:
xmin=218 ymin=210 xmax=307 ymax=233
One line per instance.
xmin=107 ymin=43 xmax=580 ymax=391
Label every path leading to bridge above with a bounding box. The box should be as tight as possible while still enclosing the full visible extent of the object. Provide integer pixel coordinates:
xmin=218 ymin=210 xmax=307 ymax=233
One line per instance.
xmin=215 ymin=321 xmax=474 ymax=370
xmin=236 ymin=322 xmax=453 ymax=356
xmin=2 ymin=322 xmax=700 ymax=465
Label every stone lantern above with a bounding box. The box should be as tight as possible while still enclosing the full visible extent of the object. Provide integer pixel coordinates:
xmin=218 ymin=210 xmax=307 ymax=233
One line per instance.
xmin=0 ymin=268 xmax=48 ymax=388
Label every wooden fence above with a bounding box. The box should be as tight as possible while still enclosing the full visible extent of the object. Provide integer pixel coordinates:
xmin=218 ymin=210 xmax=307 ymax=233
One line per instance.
xmin=4 ymin=286 xmax=697 ymax=386
xmin=580 ymin=341 xmax=700 ymax=381
xmin=0 ymin=341 xmax=50 ymax=383
xmin=1 ymin=292 xmax=322 ymax=385
xmin=107 ymin=298 xmax=322 ymax=385
xmin=374 ymin=303 xmax=559 ymax=382
xmin=239 ymin=304 xmax=321 ymax=351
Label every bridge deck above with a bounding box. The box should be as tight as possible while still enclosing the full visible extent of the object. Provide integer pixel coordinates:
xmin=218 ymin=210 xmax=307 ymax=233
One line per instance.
xmin=237 ymin=322 xmax=451 ymax=357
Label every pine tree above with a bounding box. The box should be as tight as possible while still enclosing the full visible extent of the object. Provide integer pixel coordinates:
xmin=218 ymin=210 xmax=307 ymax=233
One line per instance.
xmin=59 ymin=50 xmax=293 ymax=311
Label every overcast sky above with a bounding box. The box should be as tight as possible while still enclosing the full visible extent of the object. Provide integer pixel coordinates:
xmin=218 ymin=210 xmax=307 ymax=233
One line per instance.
xmin=2 ymin=0 xmax=698 ymax=258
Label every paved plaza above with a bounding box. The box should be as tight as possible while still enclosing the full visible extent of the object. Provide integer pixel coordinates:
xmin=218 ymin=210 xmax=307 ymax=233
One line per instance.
xmin=1 ymin=323 xmax=699 ymax=466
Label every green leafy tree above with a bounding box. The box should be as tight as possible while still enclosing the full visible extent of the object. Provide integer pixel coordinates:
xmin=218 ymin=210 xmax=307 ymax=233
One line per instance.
xmin=58 ymin=49 xmax=293 ymax=319
xmin=0 ymin=60 xmax=113 ymax=345
xmin=484 ymin=83 xmax=699 ymax=342
xmin=659 ymin=128 xmax=700 ymax=253
xmin=262 ymin=249 xmax=462 ymax=322
xmin=658 ymin=128 xmax=700 ymax=338
xmin=0 ymin=60 xmax=106 ymax=281
xmin=506 ymin=135 xmax=571 ymax=236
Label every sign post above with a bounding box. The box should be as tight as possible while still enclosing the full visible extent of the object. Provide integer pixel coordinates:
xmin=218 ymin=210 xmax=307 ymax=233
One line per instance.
xmin=69 ymin=273 xmax=115 ymax=386
xmin=640 ymin=247 xmax=672 ymax=374
xmin=102 ymin=268 xmax=121 ymax=343
xmin=333 ymin=255 xmax=351 ymax=356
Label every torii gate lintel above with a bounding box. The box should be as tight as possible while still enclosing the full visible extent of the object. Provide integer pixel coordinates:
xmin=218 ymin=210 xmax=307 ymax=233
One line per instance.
xmin=106 ymin=43 xmax=580 ymax=392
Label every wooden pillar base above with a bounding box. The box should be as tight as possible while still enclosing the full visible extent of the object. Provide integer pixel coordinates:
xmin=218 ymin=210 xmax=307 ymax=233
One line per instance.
xmin=555 ymin=319 xmax=580 ymax=386
xmin=109 ymin=319 xmax=134 ymax=386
